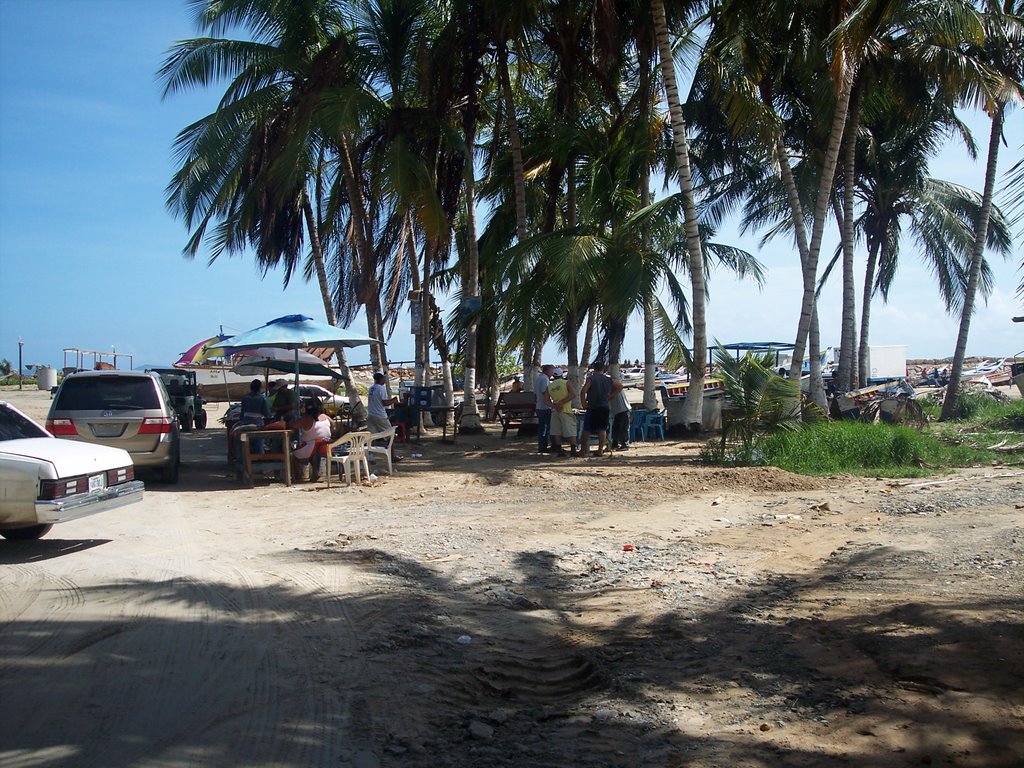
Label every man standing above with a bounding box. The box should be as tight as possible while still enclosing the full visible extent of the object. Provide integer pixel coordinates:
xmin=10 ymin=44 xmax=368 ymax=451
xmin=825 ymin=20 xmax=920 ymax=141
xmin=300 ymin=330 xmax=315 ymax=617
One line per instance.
xmin=367 ymin=372 xmax=398 ymax=433
xmin=545 ymin=368 xmax=578 ymax=457
xmin=610 ymin=387 xmax=631 ymax=450
xmin=579 ymin=362 xmax=622 ymax=457
xmin=534 ymin=364 xmax=553 ymax=454
xmin=367 ymin=371 xmax=402 ymax=463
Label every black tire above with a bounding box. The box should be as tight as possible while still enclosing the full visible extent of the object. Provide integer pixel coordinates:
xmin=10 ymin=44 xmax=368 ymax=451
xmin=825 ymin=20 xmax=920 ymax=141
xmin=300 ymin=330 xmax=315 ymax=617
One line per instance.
xmin=194 ymin=409 xmax=207 ymax=430
xmin=181 ymin=410 xmax=194 ymax=432
xmin=1 ymin=524 xmax=53 ymax=541
xmin=161 ymin=447 xmax=181 ymax=484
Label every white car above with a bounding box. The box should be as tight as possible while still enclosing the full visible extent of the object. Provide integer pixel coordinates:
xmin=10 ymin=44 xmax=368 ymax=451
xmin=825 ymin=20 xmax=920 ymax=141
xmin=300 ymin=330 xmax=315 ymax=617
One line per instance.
xmin=296 ymin=384 xmax=347 ymax=416
xmin=0 ymin=400 xmax=144 ymax=540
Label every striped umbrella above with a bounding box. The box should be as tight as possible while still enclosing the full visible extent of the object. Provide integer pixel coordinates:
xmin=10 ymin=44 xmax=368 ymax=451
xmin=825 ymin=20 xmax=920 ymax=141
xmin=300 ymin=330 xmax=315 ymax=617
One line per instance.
xmin=174 ymin=334 xmax=232 ymax=366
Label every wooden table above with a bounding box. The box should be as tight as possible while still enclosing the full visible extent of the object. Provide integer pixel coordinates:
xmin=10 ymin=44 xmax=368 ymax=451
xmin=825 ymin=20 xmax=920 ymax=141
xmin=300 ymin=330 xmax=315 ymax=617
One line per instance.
xmin=237 ymin=429 xmax=294 ymax=487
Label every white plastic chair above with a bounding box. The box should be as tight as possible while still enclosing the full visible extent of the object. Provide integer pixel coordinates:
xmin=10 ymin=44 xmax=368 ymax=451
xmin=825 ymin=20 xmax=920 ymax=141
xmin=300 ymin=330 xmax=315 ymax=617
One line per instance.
xmin=367 ymin=426 xmax=397 ymax=475
xmin=326 ymin=431 xmax=371 ymax=487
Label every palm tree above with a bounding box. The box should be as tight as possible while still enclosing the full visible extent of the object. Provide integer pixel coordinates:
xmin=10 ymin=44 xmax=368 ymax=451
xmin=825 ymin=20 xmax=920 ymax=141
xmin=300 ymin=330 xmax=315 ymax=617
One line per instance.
xmin=712 ymin=344 xmax=807 ymax=463
xmin=700 ymin=0 xmax=856 ymax=408
xmin=849 ymin=75 xmax=1014 ymax=388
xmin=941 ymin=0 xmax=1024 ymax=420
xmin=159 ymin=0 xmax=367 ymax=404
xmin=651 ymin=0 xmax=709 ymax=429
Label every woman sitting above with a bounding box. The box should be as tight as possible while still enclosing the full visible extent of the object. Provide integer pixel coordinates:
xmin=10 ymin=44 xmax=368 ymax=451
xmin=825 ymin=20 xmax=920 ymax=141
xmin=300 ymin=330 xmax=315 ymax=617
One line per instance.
xmin=289 ymin=398 xmax=332 ymax=481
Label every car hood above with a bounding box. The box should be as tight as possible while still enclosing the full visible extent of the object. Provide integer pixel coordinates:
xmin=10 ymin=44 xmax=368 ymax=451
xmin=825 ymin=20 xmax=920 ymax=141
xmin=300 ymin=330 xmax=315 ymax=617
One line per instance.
xmin=0 ymin=438 xmax=134 ymax=475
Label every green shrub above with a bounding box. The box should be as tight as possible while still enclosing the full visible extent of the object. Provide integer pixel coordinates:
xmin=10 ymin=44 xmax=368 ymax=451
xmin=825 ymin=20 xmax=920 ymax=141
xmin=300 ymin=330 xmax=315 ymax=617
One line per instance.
xmin=920 ymin=389 xmax=1017 ymax=422
xmin=753 ymin=420 xmax=981 ymax=477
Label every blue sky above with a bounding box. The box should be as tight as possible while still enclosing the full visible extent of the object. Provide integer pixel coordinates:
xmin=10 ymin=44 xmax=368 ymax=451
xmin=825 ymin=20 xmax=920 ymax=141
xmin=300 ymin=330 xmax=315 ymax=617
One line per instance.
xmin=1 ymin=1 xmax=1021 ymax=374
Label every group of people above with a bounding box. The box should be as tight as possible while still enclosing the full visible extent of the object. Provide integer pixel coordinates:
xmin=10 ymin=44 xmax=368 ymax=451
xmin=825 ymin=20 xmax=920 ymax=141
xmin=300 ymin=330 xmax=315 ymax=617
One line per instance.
xmin=533 ymin=362 xmax=627 ymax=457
xmin=237 ymin=378 xmax=332 ymax=480
xmin=238 ymin=370 xmax=405 ymax=482
xmin=238 ymin=378 xmax=298 ymax=427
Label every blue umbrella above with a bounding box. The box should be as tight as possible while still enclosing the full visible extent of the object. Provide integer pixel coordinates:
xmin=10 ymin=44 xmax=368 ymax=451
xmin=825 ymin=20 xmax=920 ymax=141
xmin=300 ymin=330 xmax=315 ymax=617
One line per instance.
xmin=211 ymin=315 xmax=381 ymax=409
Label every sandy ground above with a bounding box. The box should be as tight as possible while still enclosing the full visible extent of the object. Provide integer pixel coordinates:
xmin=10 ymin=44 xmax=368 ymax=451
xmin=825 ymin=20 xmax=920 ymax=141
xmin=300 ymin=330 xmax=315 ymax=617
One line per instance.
xmin=1 ymin=386 xmax=1022 ymax=768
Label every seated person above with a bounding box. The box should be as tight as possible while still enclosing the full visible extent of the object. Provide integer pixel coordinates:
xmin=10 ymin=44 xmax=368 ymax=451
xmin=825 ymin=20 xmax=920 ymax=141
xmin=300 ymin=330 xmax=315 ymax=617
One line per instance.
xmin=239 ymin=379 xmax=271 ymax=427
xmin=289 ymin=398 xmax=333 ymax=481
xmin=269 ymin=378 xmax=298 ymax=420
xmin=236 ymin=379 xmax=272 ymax=455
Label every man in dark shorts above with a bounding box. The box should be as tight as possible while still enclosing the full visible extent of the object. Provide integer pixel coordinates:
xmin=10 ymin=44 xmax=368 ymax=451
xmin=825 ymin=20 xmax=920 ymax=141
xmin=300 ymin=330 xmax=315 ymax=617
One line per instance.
xmin=579 ymin=362 xmax=623 ymax=457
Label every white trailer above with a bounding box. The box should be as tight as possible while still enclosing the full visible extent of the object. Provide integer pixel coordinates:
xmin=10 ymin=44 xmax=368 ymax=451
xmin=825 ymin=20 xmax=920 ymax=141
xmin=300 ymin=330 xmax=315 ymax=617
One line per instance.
xmin=866 ymin=345 xmax=907 ymax=381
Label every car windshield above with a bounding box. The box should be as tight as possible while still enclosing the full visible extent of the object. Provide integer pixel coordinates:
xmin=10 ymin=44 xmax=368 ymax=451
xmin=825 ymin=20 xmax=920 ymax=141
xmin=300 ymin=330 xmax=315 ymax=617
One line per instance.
xmin=55 ymin=377 xmax=160 ymax=411
xmin=0 ymin=404 xmax=50 ymax=440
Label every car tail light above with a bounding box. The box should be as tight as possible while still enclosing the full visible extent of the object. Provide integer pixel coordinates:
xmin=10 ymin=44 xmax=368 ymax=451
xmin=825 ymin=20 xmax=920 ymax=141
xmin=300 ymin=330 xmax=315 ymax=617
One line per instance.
xmin=106 ymin=466 xmax=134 ymax=485
xmin=46 ymin=418 xmax=78 ymax=436
xmin=138 ymin=417 xmax=174 ymax=434
xmin=39 ymin=477 xmax=89 ymax=500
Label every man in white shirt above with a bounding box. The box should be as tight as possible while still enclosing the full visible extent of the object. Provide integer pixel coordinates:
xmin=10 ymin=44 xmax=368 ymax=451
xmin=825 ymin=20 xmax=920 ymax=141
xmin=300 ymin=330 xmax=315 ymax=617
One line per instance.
xmin=367 ymin=371 xmax=397 ymax=433
xmin=366 ymin=371 xmax=402 ymax=463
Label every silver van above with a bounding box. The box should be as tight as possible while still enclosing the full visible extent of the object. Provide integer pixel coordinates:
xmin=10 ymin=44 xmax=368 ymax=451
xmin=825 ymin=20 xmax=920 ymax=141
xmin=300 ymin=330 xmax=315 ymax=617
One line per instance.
xmin=46 ymin=370 xmax=181 ymax=482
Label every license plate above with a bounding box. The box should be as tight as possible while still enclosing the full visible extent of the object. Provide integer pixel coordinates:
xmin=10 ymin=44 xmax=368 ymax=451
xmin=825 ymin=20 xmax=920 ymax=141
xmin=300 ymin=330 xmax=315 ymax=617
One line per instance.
xmin=89 ymin=474 xmax=104 ymax=492
xmin=91 ymin=423 xmax=125 ymax=437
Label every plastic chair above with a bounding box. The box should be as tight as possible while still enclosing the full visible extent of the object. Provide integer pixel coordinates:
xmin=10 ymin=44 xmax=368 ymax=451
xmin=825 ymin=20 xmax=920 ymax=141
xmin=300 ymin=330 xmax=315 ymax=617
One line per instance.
xmin=326 ymin=431 xmax=371 ymax=487
xmin=642 ymin=410 xmax=666 ymax=441
xmin=628 ymin=408 xmax=649 ymax=442
xmin=368 ymin=426 xmax=397 ymax=475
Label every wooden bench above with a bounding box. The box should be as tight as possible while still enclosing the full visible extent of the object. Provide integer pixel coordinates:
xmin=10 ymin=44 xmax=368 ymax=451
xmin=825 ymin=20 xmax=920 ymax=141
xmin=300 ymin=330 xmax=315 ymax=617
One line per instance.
xmin=494 ymin=391 xmax=537 ymax=438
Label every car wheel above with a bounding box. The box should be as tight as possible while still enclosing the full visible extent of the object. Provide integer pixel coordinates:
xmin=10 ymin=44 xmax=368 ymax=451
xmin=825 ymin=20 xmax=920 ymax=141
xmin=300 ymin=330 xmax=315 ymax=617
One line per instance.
xmin=161 ymin=459 xmax=180 ymax=484
xmin=181 ymin=410 xmax=194 ymax=432
xmin=161 ymin=444 xmax=181 ymax=484
xmin=1 ymin=524 xmax=53 ymax=541
xmin=195 ymin=409 xmax=207 ymax=430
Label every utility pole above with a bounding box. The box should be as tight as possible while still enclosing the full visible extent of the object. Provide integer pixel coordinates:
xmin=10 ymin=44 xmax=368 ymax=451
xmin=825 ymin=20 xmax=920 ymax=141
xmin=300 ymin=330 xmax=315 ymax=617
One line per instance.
xmin=18 ymin=337 xmax=23 ymax=390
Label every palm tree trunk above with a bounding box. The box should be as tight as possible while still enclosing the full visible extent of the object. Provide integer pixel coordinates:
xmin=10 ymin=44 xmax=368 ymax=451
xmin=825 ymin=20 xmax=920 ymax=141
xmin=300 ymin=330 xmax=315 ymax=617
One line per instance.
xmin=498 ymin=42 xmax=527 ymax=244
xmin=338 ymin=134 xmax=389 ymax=377
xmin=300 ymin=194 xmax=361 ymax=404
xmin=857 ymin=238 xmax=881 ymax=388
xmin=498 ymin=40 xmax=537 ymax=380
xmin=940 ymin=106 xmax=1004 ymax=421
xmin=808 ymin=306 xmax=827 ymax=410
xmin=576 ymin=306 xmax=597 ymax=407
xmin=460 ymin=159 xmax=484 ymax=432
xmin=643 ymin=292 xmax=658 ymax=410
xmin=789 ymin=65 xmax=855 ymax=388
xmin=836 ymin=85 xmax=863 ymax=393
xmin=417 ymin=237 xmax=435 ymax=432
xmin=565 ymin=308 xmax=580 ymax=384
xmin=833 ymin=203 xmax=858 ymax=390
xmin=638 ymin=122 xmax=657 ymax=411
xmin=653 ymin=0 xmax=706 ymax=430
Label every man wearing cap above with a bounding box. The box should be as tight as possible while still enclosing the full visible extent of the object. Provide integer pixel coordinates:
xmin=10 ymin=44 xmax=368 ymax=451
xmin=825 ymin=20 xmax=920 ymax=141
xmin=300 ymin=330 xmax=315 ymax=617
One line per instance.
xmin=367 ymin=371 xmax=402 ymax=463
xmin=269 ymin=379 xmax=298 ymax=420
xmin=367 ymin=372 xmax=398 ymax=433
xmin=545 ymin=367 xmax=578 ymax=457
